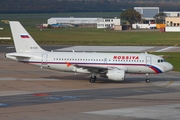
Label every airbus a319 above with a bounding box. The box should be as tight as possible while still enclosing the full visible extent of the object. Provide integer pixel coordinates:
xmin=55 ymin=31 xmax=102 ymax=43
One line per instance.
xmin=6 ymin=21 xmax=173 ymax=83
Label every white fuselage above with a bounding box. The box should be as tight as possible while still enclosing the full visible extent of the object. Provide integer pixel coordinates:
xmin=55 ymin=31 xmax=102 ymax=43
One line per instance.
xmin=6 ymin=51 xmax=173 ymax=75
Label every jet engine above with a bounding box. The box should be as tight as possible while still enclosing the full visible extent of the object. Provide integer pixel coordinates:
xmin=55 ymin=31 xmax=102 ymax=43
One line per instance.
xmin=102 ymin=69 xmax=125 ymax=81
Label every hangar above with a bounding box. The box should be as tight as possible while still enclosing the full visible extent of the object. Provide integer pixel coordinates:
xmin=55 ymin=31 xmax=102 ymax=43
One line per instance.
xmin=47 ymin=17 xmax=121 ymax=29
xmin=134 ymin=7 xmax=159 ymax=20
xmin=133 ymin=7 xmax=159 ymax=29
xmin=48 ymin=17 xmax=100 ymax=25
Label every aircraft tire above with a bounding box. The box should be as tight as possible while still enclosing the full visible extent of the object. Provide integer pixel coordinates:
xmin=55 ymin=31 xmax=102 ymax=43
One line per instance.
xmin=89 ymin=76 xmax=96 ymax=83
xmin=146 ymin=79 xmax=150 ymax=83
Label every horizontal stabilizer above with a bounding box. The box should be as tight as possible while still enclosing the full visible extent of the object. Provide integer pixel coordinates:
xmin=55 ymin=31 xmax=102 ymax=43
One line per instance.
xmin=6 ymin=53 xmax=31 ymax=60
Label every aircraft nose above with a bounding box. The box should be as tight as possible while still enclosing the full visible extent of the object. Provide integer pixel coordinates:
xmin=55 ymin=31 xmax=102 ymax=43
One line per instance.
xmin=165 ymin=63 xmax=173 ymax=72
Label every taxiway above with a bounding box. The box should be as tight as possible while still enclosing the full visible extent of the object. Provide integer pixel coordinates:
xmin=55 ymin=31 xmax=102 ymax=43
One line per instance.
xmin=0 ymin=46 xmax=180 ymax=120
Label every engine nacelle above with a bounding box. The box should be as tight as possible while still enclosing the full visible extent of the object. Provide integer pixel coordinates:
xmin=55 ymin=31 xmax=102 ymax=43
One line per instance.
xmin=106 ymin=69 xmax=125 ymax=81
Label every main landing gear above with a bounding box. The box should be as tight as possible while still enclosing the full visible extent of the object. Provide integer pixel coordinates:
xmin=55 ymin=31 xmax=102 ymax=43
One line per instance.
xmin=89 ymin=75 xmax=97 ymax=83
xmin=145 ymin=73 xmax=150 ymax=83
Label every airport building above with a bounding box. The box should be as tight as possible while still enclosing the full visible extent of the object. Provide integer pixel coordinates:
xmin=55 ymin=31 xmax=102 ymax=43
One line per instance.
xmin=166 ymin=17 xmax=180 ymax=26
xmin=47 ymin=17 xmax=121 ymax=29
xmin=133 ymin=7 xmax=159 ymax=29
xmin=48 ymin=17 xmax=99 ymax=25
xmin=164 ymin=11 xmax=180 ymax=17
xmin=134 ymin=7 xmax=159 ymax=20
xmin=165 ymin=11 xmax=180 ymax=32
xmin=97 ymin=17 xmax=121 ymax=29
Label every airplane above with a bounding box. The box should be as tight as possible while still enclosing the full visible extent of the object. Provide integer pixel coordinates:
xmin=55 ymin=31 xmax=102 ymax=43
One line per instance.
xmin=6 ymin=21 xmax=173 ymax=83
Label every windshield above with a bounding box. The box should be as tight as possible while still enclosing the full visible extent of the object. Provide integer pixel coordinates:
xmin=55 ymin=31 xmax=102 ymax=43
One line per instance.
xmin=158 ymin=59 xmax=166 ymax=63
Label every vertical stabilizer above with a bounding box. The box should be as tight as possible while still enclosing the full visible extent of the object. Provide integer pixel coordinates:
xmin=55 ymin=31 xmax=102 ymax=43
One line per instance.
xmin=9 ymin=21 xmax=45 ymax=52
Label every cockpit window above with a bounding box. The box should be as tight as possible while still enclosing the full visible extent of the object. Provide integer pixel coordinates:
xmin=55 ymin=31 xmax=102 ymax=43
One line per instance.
xmin=158 ymin=59 xmax=166 ymax=63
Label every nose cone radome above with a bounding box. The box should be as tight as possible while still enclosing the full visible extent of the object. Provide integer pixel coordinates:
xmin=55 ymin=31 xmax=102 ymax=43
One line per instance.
xmin=166 ymin=63 xmax=173 ymax=72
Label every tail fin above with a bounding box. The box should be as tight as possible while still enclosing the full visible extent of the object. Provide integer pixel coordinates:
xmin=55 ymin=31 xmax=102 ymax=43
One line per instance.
xmin=9 ymin=21 xmax=45 ymax=52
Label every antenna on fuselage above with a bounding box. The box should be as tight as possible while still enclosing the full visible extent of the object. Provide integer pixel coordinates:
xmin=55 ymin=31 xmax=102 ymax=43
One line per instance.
xmin=141 ymin=51 xmax=148 ymax=54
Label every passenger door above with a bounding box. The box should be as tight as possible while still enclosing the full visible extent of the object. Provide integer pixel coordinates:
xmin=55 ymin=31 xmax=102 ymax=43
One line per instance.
xmin=146 ymin=56 xmax=151 ymax=66
xmin=41 ymin=54 xmax=48 ymax=67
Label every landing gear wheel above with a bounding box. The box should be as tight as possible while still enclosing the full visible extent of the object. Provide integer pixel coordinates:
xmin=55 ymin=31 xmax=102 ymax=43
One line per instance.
xmin=89 ymin=76 xmax=96 ymax=83
xmin=145 ymin=73 xmax=150 ymax=83
xmin=146 ymin=79 xmax=150 ymax=83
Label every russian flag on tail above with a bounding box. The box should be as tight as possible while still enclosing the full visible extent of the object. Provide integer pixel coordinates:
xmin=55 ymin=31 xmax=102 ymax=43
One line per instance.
xmin=20 ymin=34 xmax=29 ymax=38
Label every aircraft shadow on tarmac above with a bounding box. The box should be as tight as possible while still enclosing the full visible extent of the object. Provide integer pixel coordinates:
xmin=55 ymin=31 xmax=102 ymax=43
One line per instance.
xmin=42 ymin=74 xmax=168 ymax=84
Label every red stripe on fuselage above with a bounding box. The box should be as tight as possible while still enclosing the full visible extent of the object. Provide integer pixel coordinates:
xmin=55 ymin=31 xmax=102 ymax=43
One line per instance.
xmin=20 ymin=61 xmax=162 ymax=73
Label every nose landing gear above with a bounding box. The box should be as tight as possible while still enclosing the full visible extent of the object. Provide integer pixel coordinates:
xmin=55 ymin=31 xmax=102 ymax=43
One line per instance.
xmin=145 ymin=73 xmax=150 ymax=83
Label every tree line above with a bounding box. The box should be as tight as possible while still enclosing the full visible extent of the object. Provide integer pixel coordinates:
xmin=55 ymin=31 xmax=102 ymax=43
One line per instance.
xmin=0 ymin=0 xmax=180 ymax=14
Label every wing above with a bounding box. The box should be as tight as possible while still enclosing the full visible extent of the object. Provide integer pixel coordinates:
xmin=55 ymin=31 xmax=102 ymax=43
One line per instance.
xmin=67 ymin=62 xmax=122 ymax=74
